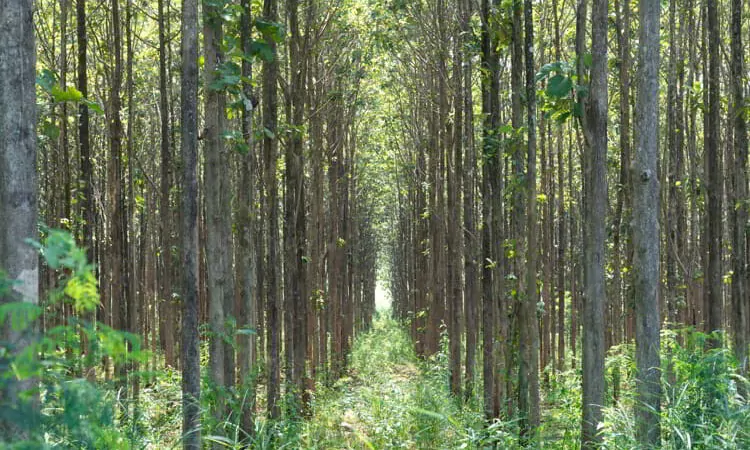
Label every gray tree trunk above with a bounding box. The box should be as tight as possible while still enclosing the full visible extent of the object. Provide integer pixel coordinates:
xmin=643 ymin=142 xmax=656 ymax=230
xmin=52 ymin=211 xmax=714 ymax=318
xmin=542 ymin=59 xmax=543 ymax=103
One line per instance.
xmin=581 ymin=0 xmax=608 ymax=444
xmin=633 ymin=0 xmax=662 ymax=444
xmin=520 ymin=0 xmax=540 ymax=438
xmin=730 ymin=0 xmax=748 ymax=376
xmin=262 ymin=0 xmax=281 ymax=419
xmin=238 ymin=0 xmax=257 ymax=433
xmin=480 ymin=0 xmax=497 ymax=420
xmin=180 ymin=0 xmax=201 ymax=442
xmin=705 ymin=0 xmax=722 ymax=350
xmin=0 ymin=0 xmax=38 ymax=437
xmin=203 ymin=2 xmax=231 ymax=424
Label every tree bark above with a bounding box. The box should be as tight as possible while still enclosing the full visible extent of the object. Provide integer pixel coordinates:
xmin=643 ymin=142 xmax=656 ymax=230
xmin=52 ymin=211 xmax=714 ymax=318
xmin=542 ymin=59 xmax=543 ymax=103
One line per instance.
xmin=519 ymin=0 xmax=540 ymax=438
xmin=158 ymin=0 xmax=176 ymax=369
xmin=238 ymin=0 xmax=257 ymax=433
xmin=705 ymin=0 xmax=722 ymax=350
xmin=633 ymin=0 xmax=662 ymax=443
xmin=581 ymin=0 xmax=608 ymax=443
xmin=0 ymin=0 xmax=38 ymax=435
xmin=203 ymin=0 xmax=232 ymax=421
xmin=262 ymin=0 xmax=281 ymax=419
xmin=180 ymin=0 xmax=201 ymax=437
xmin=729 ymin=0 xmax=747 ymax=375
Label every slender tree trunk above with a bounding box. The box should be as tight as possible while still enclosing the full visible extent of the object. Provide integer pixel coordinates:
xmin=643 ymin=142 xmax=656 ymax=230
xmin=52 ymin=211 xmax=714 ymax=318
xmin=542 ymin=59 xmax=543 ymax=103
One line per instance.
xmin=705 ymin=0 xmax=723 ymax=350
xmin=551 ymin=0 xmax=566 ymax=372
xmin=286 ymin=0 xmax=308 ymax=409
xmin=729 ymin=0 xmax=747 ymax=375
xmin=203 ymin=0 xmax=233 ymax=422
xmin=462 ymin=0 xmax=478 ymax=401
xmin=613 ymin=0 xmax=631 ymax=350
xmin=238 ymin=0 xmax=257 ymax=433
xmin=180 ymin=0 xmax=200 ymax=438
xmin=262 ymin=0 xmax=281 ymax=419
xmin=448 ymin=13 xmax=463 ymax=398
xmin=77 ymin=0 xmax=97 ymax=380
xmin=108 ymin=0 xmax=128 ymax=397
xmin=480 ymin=0 xmax=497 ymax=420
xmin=581 ymin=0 xmax=608 ymax=443
xmin=633 ymin=0 xmax=662 ymax=443
xmin=519 ymin=0 xmax=540 ymax=438
xmin=158 ymin=0 xmax=176 ymax=369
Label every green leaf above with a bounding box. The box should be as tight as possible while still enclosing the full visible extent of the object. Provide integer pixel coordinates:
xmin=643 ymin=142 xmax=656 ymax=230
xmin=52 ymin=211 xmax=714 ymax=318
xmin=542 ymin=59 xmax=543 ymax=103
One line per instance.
xmin=82 ymin=98 xmax=104 ymax=114
xmin=51 ymin=85 xmax=84 ymax=103
xmin=254 ymin=18 xmax=285 ymax=43
xmin=535 ymin=62 xmax=560 ymax=82
xmin=37 ymin=69 xmax=58 ymax=92
xmin=262 ymin=127 xmax=275 ymax=139
xmin=248 ymin=40 xmax=274 ymax=62
xmin=41 ymin=121 xmax=61 ymax=141
xmin=235 ymin=142 xmax=250 ymax=155
xmin=546 ymin=74 xmax=573 ymax=98
xmin=64 ymin=271 xmax=99 ymax=313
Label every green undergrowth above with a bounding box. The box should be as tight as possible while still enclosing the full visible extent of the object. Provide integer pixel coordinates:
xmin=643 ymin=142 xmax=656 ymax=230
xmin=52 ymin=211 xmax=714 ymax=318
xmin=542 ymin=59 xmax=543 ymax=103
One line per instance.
xmin=294 ymin=313 xmax=518 ymax=449
xmin=4 ymin=230 xmax=749 ymax=450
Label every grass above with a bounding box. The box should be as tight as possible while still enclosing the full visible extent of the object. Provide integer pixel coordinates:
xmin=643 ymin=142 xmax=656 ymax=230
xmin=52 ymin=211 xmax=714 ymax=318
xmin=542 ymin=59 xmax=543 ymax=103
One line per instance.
xmin=10 ymin=308 xmax=750 ymax=449
xmin=296 ymin=312 xmax=503 ymax=449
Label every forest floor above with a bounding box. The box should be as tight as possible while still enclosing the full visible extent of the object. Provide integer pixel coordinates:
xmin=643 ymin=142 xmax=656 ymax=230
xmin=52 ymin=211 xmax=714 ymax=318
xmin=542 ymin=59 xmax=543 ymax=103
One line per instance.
xmin=296 ymin=315 xmax=509 ymax=449
xmin=295 ymin=314 xmax=587 ymax=449
xmin=137 ymin=314 xmax=581 ymax=449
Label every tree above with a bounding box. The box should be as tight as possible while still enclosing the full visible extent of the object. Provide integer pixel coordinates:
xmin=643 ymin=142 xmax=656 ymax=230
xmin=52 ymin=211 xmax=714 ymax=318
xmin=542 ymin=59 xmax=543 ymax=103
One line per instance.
xmin=286 ymin=0 xmax=308 ymax=406
xmin=580 ymin=0 xmax=608 ymax=443
xmin=729 ymin=0 xmax=747 ymax=375
xmin=705 ymin=0 xmax=722 ymax=350
xmin=180 ymin=0 xmax=200 ymax=442
xmin=0 ymin=0 xmax=39 ymax=437
xmin=633 ymin=0 xmax=661 ymax=443
xmin=262 ymin=0 xmax=281 ymax=420
xmin=77 ymin=0 xmax=97 ymax=381
xmin=158 ymin=0 xmax=176 ymax=369
xmin=480 ymin=0 xmax=498 ymax=421
xmin=237 ymin=0 xmax=258 ymax=433
xmin=519 ymin=0 xmax=540 ymax=438
xmin=461 ymin=0 xmax=478 ymax=402
xmin=203 ymin=0 xmax=234 ymax=421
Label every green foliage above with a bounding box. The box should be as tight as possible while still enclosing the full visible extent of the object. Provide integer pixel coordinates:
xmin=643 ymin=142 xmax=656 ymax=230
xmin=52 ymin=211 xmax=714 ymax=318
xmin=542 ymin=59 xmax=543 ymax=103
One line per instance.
xmin=598 ymin=329 xmax=750 ymax=449
xmin=535 ymin=59 xmax=587 ymax=123
xmin=0 ymin=229 xmax=146 ymax=448
xmin=282 ymin=313 xmax=521 ymax=449
xmin=36 ymin=69 xmax=103 ymax=114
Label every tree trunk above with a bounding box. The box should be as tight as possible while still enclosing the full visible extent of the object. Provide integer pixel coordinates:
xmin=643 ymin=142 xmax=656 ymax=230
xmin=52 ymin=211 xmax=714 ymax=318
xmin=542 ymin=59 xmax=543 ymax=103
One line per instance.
xmin=633 ymin=0 xmax=662 ymax=443
xmin=462 ymin=0 xmax=478 ymax=401
xmin=581 ymin=0 xmax=608 ymax=443
xmin=77 ymin=0 xmax=97 ymax=380
xmin=519 ymin=0 xmax=540 ymax=438
xmin=203 ymin=0 xmax=232 ymax=421
xmin=480 ymin=0 xmax=497 ymax=420
xmin=0 ymin=0 xmax=39 ymax=435
xmin=158 ymin=0 xmax=176 ymax=369
xmin=729 ymin=0 xmax=747 ymax=375
xmin=705 ymin=0 xmax=722 ymax=349
xmin=262 ymin=0 xmax=281 ymax=419
xmin=180 ymin=0 xmax=201 ymax=436
xmin=238 ymin=0 xmax=257 ymax=433
xmin=286 ymin=0 xmax=308 ymax=408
